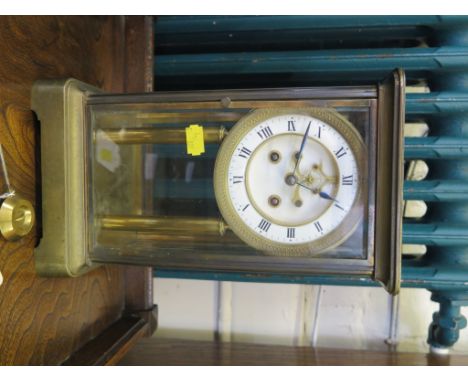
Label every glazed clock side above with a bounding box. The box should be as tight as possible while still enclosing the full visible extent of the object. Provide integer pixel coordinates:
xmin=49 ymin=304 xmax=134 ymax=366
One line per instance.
xmin=32 ymin=74 xmax=403 ymax=294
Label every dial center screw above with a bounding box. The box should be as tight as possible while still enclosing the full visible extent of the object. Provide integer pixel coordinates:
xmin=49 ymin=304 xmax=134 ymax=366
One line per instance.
xmin=285 ymin=174 xmax=297 ymax=186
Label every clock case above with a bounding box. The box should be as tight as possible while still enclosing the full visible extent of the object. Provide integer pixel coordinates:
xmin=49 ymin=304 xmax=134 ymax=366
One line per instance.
xmin=32 ymin=69 xmax=405 ymax=294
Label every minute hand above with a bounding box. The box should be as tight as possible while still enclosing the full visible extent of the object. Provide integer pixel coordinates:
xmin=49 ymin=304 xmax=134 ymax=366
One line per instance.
xmin=293 ymin=121 xmax=311 ymax=174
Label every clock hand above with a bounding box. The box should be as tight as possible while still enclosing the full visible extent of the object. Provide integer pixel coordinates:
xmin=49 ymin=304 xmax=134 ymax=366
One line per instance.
xmin=296 ymin=182 xmax=316 ymax=193
xmin=297 ymin=182 xmax=340 ymax=203
xmin=293 ymin=121 xmax=311 ymax=174
xmin=318 ymin=191 xmax=339 ymax=203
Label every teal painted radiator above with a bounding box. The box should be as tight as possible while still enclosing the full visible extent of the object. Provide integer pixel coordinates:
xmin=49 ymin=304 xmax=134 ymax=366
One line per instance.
xmin=152 ymin=16 xmax=468 ymax=350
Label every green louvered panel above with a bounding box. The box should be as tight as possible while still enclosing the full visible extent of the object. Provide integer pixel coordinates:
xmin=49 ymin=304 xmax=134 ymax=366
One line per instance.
xmin=152 ymin=16 xmax=468 ymax=303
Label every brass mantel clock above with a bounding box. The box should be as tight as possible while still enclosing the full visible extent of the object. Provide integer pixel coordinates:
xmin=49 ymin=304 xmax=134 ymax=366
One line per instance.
xmin=31 ymin=69 xmax=405 ymax=294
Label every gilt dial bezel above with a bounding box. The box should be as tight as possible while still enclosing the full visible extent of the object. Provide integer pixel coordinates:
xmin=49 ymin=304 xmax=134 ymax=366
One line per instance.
xmin=214 ymin=107 xmax=367 ymax=256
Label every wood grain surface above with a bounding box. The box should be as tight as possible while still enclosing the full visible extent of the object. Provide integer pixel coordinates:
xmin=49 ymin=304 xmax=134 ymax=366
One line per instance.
xmin=118 ymin=338 xmax=468 ymax=366
xmin=0 ymin=16 xmax=130 ymax=365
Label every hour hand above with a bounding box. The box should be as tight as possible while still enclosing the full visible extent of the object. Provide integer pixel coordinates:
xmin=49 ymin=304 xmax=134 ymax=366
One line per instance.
xmin=318 ymin=191 xmax=339 ymax=203
xmin=297 ymin=182 xmax=339 ymax=203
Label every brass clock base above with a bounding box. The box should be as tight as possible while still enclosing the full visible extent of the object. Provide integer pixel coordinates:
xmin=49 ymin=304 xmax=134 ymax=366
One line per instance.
xmin=32 ymin=79 xmax=100 ymax=277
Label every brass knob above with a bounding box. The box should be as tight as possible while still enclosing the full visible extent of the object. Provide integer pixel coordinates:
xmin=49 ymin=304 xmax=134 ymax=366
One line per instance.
xmin=0 ymin=195 xmax=35 ymax=241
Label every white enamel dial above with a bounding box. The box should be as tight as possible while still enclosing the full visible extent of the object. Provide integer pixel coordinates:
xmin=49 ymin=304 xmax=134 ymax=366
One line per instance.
xmin=214 ymin=108 xmax=365 ymax=256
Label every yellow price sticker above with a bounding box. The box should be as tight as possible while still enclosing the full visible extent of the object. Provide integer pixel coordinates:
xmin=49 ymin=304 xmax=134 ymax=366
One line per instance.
xmin=185 ymin=124 xmax=205 ymax=156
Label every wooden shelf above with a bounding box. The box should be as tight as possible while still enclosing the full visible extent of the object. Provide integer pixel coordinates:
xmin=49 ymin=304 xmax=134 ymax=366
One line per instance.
xmin=119 ymin=337 xmax=468 ymax=366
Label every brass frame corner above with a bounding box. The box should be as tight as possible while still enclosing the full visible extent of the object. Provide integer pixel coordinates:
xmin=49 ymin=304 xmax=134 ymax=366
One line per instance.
xmin=32 ymin=78 xmax=100 ymax=277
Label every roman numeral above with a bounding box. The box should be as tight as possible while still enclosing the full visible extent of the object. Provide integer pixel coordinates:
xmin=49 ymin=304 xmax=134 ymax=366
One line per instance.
xmin=238 ymin=147 xmax=252 ymax=158
xmin=232 ymin=176 xmax=244 ymax=184
xmin=287 ymin=121 xmax=296 ymax=131
xmin=342 ymin=175 xmax=353 ymax=186
xmin=258 ymin=219 xmax=271 ymax=232
xmin=257 ymin=126 xmax=273 ymax=140
xmin=334 ymin=203 xmax=345 ymax=211
xmin=314 ymin=221 xmax=323 ymax=233
xmin=287 ymin=228 xmax=295 ymax=239
xmin=317 ymin=125 xmax=322 ymax=139
xmin=242 ymin=204 xmax=250 ymax=211
xmin=334 ymin=146 xmax=347 ymax=159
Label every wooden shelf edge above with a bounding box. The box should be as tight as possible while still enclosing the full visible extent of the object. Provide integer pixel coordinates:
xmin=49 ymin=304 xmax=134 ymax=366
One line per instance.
xmin=118 ymin=337 xmax=468 ymax=366
xmin=63 ymin=309 xmax=157 ymax=366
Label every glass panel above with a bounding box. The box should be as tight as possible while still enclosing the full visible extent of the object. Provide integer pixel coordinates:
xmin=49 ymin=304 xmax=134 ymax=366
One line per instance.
xmin=86 ymin=91 xmax=375 ymax=275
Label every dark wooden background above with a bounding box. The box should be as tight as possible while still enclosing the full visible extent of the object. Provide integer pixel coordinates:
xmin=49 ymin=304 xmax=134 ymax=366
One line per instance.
xmin=0 ymin=16 xmax=154 ymax=366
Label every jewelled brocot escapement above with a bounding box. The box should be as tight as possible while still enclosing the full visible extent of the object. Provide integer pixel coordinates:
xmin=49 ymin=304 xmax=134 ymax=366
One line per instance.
xmin=213 ymin=108 xmax=366 ymax=256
